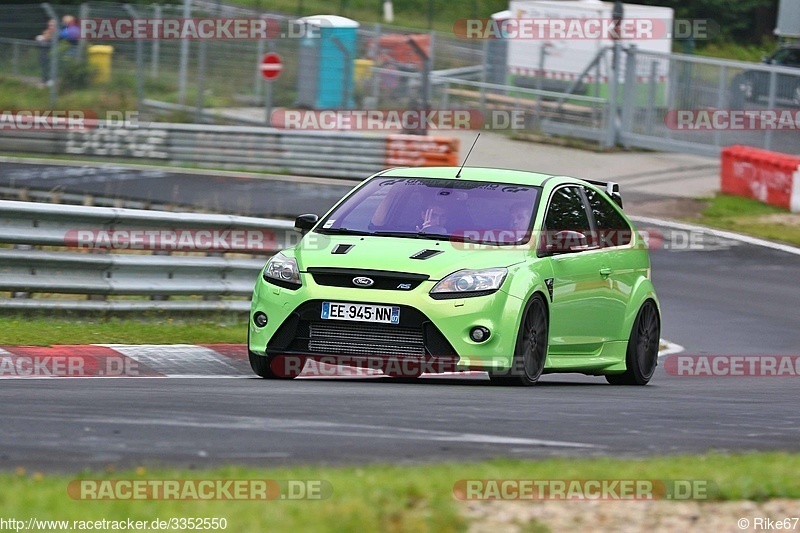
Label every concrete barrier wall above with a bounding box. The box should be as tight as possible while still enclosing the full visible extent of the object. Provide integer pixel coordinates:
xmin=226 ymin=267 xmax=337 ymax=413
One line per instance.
xmin=721 ymin=145 xmax=800 ymax=213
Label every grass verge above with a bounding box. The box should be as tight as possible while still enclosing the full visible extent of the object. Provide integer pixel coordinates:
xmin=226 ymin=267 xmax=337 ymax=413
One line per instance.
xmin=1 ymin=453 xmax=799 ymax=532
xmin=0 ymin=315 xmax=248 ymax=346
xmin=695 ymin=38 xmax=778 ymax=63
xmin=687 ymin=193 xmax=800 ymax=247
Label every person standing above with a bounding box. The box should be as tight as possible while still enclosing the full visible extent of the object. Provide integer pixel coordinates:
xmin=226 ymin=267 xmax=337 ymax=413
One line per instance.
xmin=60 ymin=15 xmax=80 ymax=57
xmin=35 ymin=18 xmax=56 ymax=87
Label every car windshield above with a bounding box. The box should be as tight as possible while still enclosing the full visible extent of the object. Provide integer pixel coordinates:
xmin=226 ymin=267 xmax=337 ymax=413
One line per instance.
xmin=317 ymin=177 xmax=540 ymax=245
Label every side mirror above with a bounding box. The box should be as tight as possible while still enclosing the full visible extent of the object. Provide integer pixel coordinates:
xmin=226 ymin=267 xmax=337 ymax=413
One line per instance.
xmin=544 ymin=230 xmax=589 ymax=255
xmin=294 ymin=213 xmax=319 ymax=233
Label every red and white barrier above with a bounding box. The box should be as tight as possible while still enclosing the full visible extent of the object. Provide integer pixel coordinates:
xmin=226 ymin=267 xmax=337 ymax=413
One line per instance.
xmin=721 ymin=145 xmax=800 ymax=213
xmin=385 ymin=134 xmax=460 ymax=167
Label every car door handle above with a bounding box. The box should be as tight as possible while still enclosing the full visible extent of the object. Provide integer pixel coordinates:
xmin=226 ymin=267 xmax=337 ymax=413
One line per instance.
xmin=599 ymin=267 xmax=612 ymax=278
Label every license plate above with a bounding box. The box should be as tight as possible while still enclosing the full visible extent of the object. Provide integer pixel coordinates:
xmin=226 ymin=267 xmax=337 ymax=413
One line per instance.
xmin=321 ymin=302 xmax=400 ymax=324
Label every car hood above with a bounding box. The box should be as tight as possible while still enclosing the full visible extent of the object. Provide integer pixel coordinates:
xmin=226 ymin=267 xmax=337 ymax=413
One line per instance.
xmin=292 ymin=233 xmax=529 ymax=280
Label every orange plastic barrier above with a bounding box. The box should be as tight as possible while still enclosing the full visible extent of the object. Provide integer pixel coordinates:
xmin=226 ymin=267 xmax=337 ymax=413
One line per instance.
xmin=720 ymin=145 xmax=800 ymax=213
xmin=385 ymin=135 xmax=460 ymax=167
xmin=370 ymin=34 xmax=431 ymax=68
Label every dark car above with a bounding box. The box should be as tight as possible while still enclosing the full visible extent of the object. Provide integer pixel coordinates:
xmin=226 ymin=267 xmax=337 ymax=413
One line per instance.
xmin=733 ymin=45 xmax=800 ymax=107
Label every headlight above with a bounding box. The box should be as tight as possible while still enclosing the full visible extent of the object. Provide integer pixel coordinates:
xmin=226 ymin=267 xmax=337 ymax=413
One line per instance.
xmin=263 ymin=252 xmax=301 ymax=287
xmin=430 ymin=268 xmax=507 ymax=297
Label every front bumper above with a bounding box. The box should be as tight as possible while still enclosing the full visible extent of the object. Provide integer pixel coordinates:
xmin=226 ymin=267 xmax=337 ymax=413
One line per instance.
xmin=249 ymin=272 xmax=525 ymax=371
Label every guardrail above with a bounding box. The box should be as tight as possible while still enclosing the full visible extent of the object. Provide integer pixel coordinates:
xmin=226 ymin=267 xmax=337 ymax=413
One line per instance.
xmin=0 ymin=200 xmax=296 ymax=312
xmin=0 ymin=122 xmax=460 ymax=179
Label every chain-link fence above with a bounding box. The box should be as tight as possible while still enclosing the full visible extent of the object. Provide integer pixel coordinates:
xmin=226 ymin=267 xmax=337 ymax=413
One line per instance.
xmin=0 ymin=2 xmax=481 ymax=121
xmin=0 ymin=38 xmax=45 ymax=83
xmin=620 ymin=47 xmax=800 ymax=156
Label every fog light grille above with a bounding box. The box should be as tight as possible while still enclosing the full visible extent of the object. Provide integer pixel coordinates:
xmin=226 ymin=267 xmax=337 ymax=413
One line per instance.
xmin=308 ymin=322 xmax=425 ymax=357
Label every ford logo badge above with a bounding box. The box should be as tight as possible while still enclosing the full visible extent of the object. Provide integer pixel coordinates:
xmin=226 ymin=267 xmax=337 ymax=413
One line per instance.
xmin=352 ymin=277 xmax=374 ymax=287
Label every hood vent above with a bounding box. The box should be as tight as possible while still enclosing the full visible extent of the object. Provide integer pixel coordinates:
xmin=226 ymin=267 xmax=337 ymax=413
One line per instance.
xmin=410 ymin=249 xmax=443 ymax=260
xmin=331 ymin=244 xmax=354 ymax=255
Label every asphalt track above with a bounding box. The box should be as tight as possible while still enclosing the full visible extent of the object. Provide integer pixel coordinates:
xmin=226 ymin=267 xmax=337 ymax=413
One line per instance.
xmin=2 ymin=217 xmax=800 ymax=472
xmin=0 ymin=160 xmax=355 ymax=218
xmin=2 ymin=160 xmax=800 ymax=471
xmin=0 ymin=158 xmax=675 ymax=218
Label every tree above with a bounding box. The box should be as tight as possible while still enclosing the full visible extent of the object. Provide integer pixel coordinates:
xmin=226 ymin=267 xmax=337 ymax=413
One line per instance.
xmin=634 ymin=0 xmax=778 ymax=44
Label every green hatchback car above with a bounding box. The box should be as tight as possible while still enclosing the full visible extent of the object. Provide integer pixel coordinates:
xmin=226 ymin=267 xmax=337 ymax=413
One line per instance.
xmin=248 ymin=167 xmax=660 ymax=386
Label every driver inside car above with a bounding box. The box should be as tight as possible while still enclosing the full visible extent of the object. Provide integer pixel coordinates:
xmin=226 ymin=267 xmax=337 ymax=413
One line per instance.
xmin=416 ymin=203 xmax=449 ymax=232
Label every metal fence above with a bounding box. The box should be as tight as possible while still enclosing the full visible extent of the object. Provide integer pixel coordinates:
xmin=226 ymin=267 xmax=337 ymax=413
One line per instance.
xmin=1 ymin=2 xmax=799 ymax=158
xmin=0 ymin=2 xmax=481 ymax=114
xmin=0 ymin=122 xmax=459 ymax=179
xmin=0 ymin=199 xmax=294 ymax=312
xmin=619 ymin=47 xmax=800 ymax=157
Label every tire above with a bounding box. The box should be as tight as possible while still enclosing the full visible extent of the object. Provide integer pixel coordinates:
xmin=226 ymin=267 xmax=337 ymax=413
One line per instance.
xmin=606 ymin=300 xmax=660 ymax=386
xmin=248 ymin=332 xmax=305 ymax=379
xmin=489 ymin=294 xmax=548 ymax=386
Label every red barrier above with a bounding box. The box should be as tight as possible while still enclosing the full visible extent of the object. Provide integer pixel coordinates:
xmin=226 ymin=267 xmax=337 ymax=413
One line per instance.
xmin=385 ymin=135 xmax=460 ymax=167
xmin=720 ymin=145 xmax=800 ymax=212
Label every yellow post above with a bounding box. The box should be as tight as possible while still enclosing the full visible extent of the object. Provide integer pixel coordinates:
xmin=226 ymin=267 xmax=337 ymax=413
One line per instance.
xmin=87 ymin=45 xmax=113 ymax=83
xmin=354 ymin=59 xmax=374 ymax=83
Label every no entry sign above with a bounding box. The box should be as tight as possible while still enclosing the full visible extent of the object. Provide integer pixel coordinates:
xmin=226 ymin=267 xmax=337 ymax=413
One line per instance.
xmin=260 ymin=53 xmax=283 ymax=81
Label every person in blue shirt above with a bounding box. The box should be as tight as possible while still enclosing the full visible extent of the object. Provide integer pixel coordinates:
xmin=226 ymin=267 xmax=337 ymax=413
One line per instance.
xmin=60 ymin=15 xmax=80 ymax=56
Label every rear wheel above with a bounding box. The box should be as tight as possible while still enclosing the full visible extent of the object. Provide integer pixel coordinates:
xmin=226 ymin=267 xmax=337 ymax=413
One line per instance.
xmin=489 ymin=295 xmax=548 ymax=386
xmin=606 ymin=301 xmax=660 ymax=386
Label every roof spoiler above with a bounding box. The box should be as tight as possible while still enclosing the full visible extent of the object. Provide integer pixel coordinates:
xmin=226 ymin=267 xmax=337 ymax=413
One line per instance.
xmin=584 ymin=180 xmax=623 ymax=209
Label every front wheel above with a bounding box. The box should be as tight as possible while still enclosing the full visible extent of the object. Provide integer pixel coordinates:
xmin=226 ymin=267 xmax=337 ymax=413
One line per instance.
xmin=606 ymin=301 xmax=660 ymax=386
xmin=489 ymin=294 xmax=548 ymax=386
xmin=249 ymin=351 xmax=306 ymax=379
xmin=248 ymin=333 xmax=305 ymax=379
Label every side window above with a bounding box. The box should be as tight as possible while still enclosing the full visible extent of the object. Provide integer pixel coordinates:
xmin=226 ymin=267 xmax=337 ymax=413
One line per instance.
xmin=542 ymin=186 xmax=592 ymax=252
xmin=583 ymin=186 xmax=632 ymax=247
xmin=786 ymin=50 xmax=800 ymax=67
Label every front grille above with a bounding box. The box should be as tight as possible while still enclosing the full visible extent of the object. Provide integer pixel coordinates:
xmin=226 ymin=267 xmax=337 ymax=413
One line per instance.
xmin=307 ymin=268 xmax=428 ymax=291
xmin=267 ymin=301 xmax=457 ymax=360
xmin=309 ymin=322 xmax=425 ymax=357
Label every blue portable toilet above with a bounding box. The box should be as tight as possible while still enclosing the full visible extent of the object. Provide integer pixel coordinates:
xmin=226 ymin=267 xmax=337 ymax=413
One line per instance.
xmin=295 ymin=15 xmax=360 ymax=109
